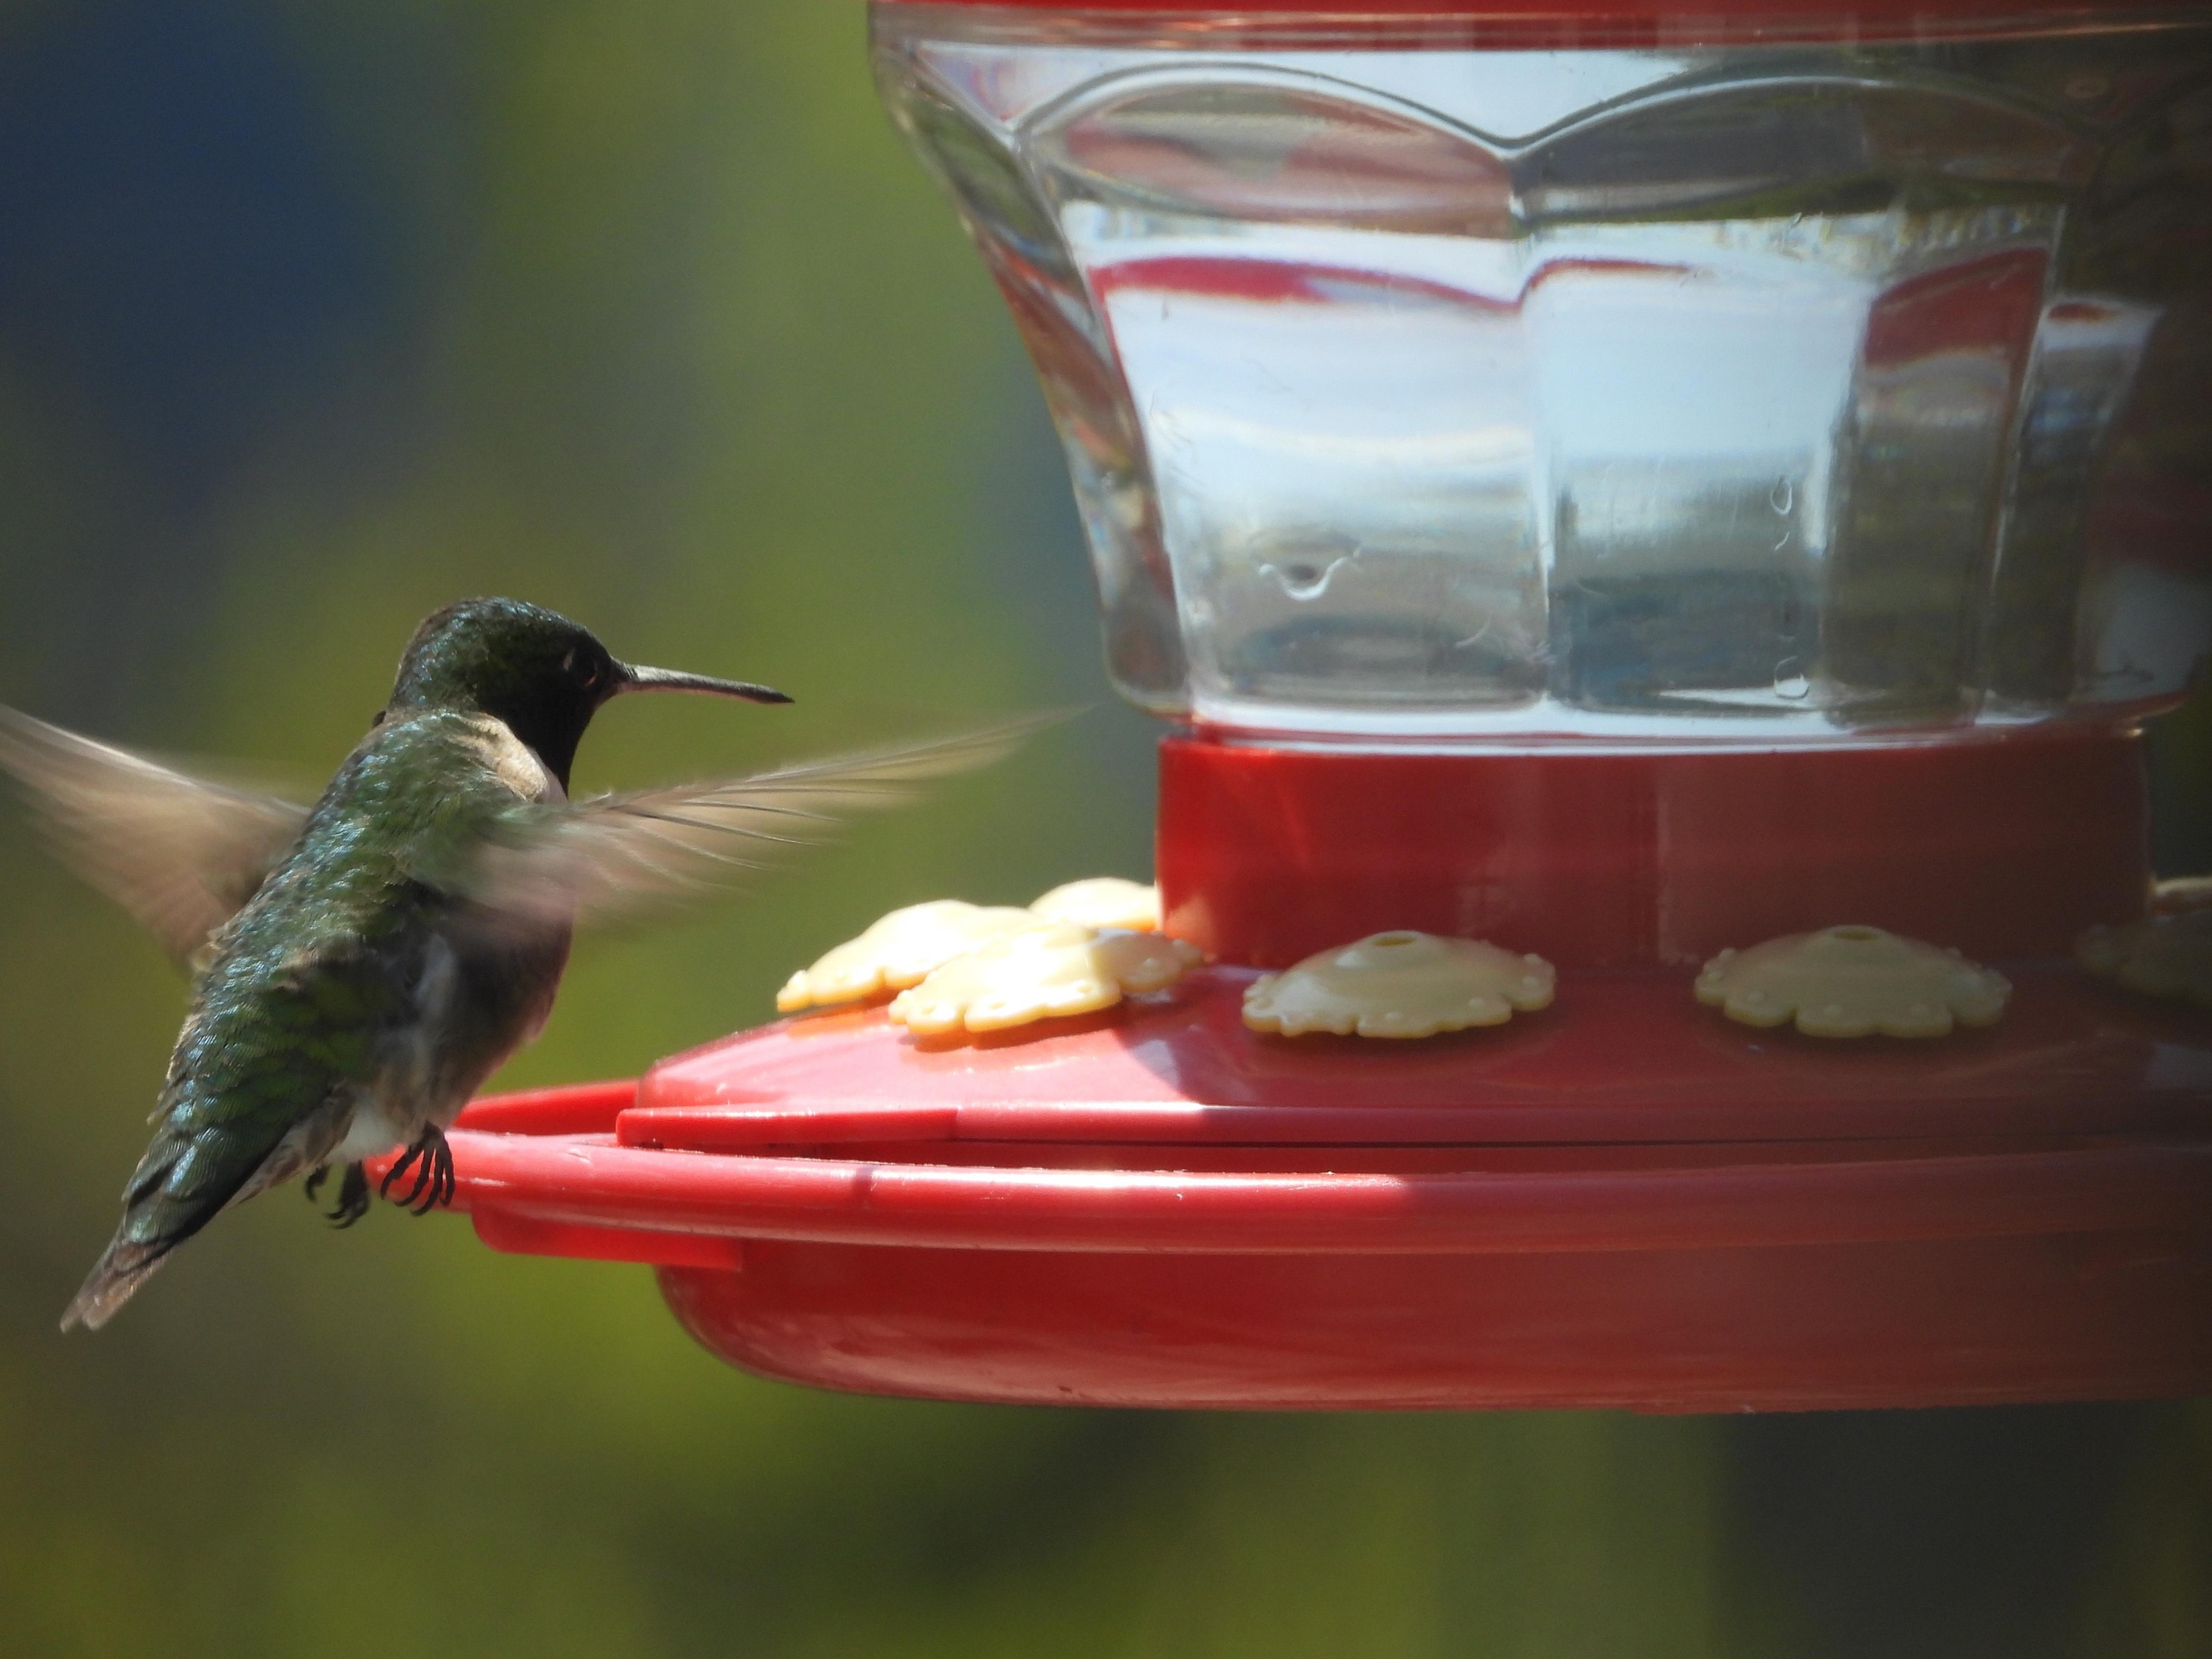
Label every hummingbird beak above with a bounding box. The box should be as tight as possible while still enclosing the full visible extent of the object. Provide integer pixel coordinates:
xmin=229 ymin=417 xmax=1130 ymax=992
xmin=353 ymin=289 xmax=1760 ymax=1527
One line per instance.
xmin=616 ymin=663 xmax=792 ymax=705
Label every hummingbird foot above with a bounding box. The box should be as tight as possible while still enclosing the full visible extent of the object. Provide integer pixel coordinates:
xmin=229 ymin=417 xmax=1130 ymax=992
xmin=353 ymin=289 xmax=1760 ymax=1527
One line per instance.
xmin=378 ymin=1125 xmax=456 ymax=1216
xmin=304 ymin=1163 xmax=372 ymax=1226
xmin=334 ymin=1164 xmax=371 ymax=1228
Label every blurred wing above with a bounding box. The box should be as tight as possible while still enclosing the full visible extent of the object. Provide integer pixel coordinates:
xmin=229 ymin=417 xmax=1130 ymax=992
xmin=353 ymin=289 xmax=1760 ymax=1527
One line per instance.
xmin=0 ymin=706 xmax=311 ymax=966
xmin=459 ymin=714 xmax=1062 ymax=930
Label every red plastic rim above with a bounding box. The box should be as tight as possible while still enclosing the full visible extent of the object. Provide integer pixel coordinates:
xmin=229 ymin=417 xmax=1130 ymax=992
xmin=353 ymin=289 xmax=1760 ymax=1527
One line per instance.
xmin=445 ymin=1127 xmax=2209 ymax=1255
xmin=868 ymin=0 xmax=2206 ymax=43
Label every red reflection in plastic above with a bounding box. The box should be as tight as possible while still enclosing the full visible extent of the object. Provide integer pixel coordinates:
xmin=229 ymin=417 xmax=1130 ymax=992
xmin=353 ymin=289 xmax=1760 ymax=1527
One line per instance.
xmin=1863 ymin=248 xmax=2048 ymax=366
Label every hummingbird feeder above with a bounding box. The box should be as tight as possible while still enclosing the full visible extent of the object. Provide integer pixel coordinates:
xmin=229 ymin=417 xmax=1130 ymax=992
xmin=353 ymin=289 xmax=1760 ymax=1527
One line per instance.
xmin=415 ymin=0 xmax=2212 ymax=1409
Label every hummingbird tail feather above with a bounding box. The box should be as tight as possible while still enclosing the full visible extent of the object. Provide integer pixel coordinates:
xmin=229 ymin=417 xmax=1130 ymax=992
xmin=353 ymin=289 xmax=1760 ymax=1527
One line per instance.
xmin=62 ymin=1118 xmax=291 ymax=1331
xmin=59 ymin=1237 xmax=178 ymax=1331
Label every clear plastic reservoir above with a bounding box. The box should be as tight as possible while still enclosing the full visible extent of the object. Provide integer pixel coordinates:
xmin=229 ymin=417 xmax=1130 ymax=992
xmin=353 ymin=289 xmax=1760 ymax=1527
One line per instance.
xmin=873 ymin=5 xmax=2212 ymax=742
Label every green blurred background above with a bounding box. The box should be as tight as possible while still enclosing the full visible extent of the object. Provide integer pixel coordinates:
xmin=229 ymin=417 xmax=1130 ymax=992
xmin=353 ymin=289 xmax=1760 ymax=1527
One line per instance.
xmin=0 ymin=1 xmax=2205 ymax=1653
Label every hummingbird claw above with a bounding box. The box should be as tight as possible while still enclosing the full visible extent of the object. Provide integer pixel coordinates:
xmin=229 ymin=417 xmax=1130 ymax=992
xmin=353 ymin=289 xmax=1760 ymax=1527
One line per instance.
xmin=306 ymin=1161 xmax=370 ymax=1225
xmin=379 ymin=1138 xmax=424 ymax=1200
xmin=328 ymin=1164 xmax=370 ymax=1228
xmin=379 ymin=1126 xmax=455 ymax=1217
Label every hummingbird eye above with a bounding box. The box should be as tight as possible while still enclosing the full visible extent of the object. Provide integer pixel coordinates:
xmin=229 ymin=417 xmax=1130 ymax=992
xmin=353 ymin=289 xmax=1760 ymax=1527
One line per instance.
xmin=568 ymin=649 xmax=602 ymax=692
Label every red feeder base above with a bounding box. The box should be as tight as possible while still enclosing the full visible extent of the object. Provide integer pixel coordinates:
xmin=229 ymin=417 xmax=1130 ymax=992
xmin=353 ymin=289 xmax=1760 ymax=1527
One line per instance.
xmin=398 ymin=731 xmax=2208 ymax=1409
xmin=426 ymin=966 xmax=2212 ymax=1412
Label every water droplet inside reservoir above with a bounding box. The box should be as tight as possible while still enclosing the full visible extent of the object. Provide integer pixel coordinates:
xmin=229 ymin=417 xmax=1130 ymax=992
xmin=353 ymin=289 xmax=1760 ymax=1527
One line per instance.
xmin=1262 ymin=554 xmax=1353 ymax=601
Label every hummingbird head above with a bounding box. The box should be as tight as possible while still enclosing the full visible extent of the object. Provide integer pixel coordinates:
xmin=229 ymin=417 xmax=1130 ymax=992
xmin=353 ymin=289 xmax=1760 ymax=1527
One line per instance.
xmin=384 ymin=598 xmax=790 ymax=788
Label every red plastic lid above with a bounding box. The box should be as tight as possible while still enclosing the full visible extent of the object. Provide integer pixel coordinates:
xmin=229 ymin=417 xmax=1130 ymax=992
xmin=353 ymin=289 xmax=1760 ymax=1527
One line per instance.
xmin=428 ymin=966 xmax=2212 ymax=1257
xmin=433 ymin=965 xmax=2212 ymax=1152
xmin=410 ymin=970 xmax=2212 ymax=1409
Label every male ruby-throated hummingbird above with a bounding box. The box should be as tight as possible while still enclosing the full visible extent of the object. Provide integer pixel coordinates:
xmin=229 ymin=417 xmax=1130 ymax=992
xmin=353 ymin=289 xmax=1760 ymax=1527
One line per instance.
xmin=0 ymin=597 xmax=1038 ymax=1330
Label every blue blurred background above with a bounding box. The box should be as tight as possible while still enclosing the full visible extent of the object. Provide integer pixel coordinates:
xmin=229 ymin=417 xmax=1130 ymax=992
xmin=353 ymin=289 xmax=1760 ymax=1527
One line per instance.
xmin=0 ymin=1 xmax=2204 ymax=1652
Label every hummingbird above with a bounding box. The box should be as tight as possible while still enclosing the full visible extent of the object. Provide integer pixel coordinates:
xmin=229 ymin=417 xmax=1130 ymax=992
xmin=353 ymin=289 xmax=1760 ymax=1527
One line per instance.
xmin=0 ymin=597 xmax=1039 ymax=1330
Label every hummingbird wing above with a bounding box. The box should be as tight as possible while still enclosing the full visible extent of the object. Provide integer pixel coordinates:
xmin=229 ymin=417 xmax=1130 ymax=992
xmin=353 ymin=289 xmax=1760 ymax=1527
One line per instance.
xmin=447 ymin=715 xmax=1060 ymax=931
xmin=0 ymin=706 xmax=311 ymax=968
